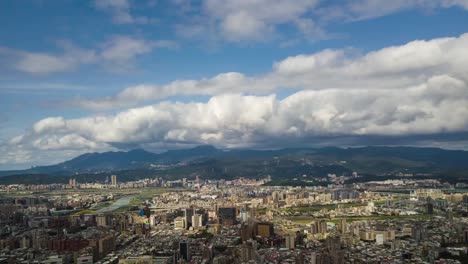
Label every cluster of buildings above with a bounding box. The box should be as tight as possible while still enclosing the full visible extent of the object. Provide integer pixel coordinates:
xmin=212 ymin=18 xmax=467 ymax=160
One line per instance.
xmin=0 ymin=176 xmax=467 ymax=263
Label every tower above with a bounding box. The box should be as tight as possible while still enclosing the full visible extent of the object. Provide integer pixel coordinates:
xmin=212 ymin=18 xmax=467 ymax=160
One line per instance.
xmin=111 ymin=175 xmax=117 ymax=186
xmin=69 ymin=178 xmax=76 ymax=187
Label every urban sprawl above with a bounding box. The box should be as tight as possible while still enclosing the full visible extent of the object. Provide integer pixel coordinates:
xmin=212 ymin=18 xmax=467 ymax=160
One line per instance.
xmin=1 ymin=174 xmax=468 ymax=264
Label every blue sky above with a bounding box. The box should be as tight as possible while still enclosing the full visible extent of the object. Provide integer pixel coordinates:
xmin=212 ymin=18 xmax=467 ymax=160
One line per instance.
xmin=1 ymin=0 xmax=468 ymax=169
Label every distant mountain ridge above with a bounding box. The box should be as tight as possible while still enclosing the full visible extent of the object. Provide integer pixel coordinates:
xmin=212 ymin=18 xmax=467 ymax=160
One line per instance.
xmin=1 ymin=145 xmax=468 ymax=179
xmin=0 ymin=145 xmax=223 ymax=177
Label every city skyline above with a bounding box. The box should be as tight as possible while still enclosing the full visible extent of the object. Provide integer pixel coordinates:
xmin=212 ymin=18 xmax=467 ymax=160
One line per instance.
xmin=1 ymin=1 xmax=468 ymax=170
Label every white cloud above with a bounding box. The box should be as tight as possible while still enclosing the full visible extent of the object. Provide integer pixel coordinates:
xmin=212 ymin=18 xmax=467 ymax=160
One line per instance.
xmin=75 ymin=33 xmax=468 ymax=109
xmin=94 ymin=0 xmax=151 ymax=24
xmin=101 ymin=36 xmax=154 ymax=62
xmin=174 ymin=0 xmax=322 ymax=42
xmin=0 ymin=36 xmax=176 ymax=75
xmin=0 ymin=42 xmax=97 ymax=74
xmin=0 ymin=146 xmax=32 ymax=166
xmin=443 ymin=0 xmax=468 ymax=9
xmin=7 ymin=75 xmax=468 ymax=160
xmin=99 ymin=36 xmax=177 ymax=71
xmin=172 ymin=0 xmax=468 ymax=43
xmin=74 ymin=72 xmax=252 ymax=110
xmin=320 ymin=0 xmax=468 ymax=22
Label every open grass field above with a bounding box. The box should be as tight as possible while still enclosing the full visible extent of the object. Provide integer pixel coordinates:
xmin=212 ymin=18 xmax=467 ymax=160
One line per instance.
xmin=135 ymin=188 xmax=174 ymax=200
xmin=0 ymin=187 xmax=176 ymax=199
xmin=91 ymin=201 xmax=113 ymax=210
xmin=279 ymin=202 xmax=364 ymax=213
xmin=0 ymin=190 xmax=40 ymax=198
xmin=286 ymin=214 xmax=434 ymax=224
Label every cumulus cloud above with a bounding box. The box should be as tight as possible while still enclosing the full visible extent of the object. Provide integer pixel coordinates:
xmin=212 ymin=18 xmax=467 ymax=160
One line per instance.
xmin=207 ymin=0 xmax=320 ymax=40
xmin=74 ymin=33 xmax=468 ymax=109
xmin=6 ymin=76 xmax=468 ymax=161
xmin=94 ymin=0 xmax=151 ymax=24
xmin=74 ymin=72 xmax=253 ymax=110
xmin=0 ymin=36 xmax=176 ymax=75
xmin=174 ymin=0 xmax=323 ymax=43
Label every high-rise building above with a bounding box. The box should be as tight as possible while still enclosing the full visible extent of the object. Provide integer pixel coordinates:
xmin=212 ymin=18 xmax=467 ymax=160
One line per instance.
xmin=240 ymin=223 xmax=254 ymax=241
xmin=249 ymin=206 xmax=256 ymax=218
xmin=272 ymin=191 xmax=280 ymax=202
xmin=285 ymin=235 xmax=295 ymax=249
xmin=202 ymin=244 xmax=213 ymax=260
xmin=412 ymin=224 xmax=427 ymax=244
xmin=359 ymin=229 xmax=375 ymax=241
xmin=69 ymin=178 xmax=76 ymax=187
xmin=464 ymin=229 xmax=468 ymax=243
xmin=426 ymin=202 xmax=434 ymax=214
xmin=338 ymin=218 xmax=347 ymax=234
xmin=376 ymin=234 xmax=384 ymax=245
xmin=240 ymin=209 xmax=250 ymax=223
xmin=183 ymin=208 xmax=194 ymax=228
xmin=446 ymin=208 xmax=454 ymax=221
xmin=192 ymin=214 xmax=203 ymax=229
xmin=96 ymin=215 xmax=108 ymax=227
xmin=311 ymin=220 xmax=328 ymax=235
xmin=256 ymin=222 xmax=274 ymax=238
xmin=218 ymin=207 xmax=236 ymax=226
xmin=239 ymin=240 xmax=256 ymax=262
xmin=179 ymin=240 xmax=191 ymax=261
xmin=174 ymin=217 xmax=186 ymax=230
xmin=295 ymin=231 xmax=304 ymax=246
xmin=111 ymin=175 xmax=118 ymax=186
xmin=310 ymin=252 xmax=320 ymax=264
xmin=463 ymin=195 xmax=468 ymax=204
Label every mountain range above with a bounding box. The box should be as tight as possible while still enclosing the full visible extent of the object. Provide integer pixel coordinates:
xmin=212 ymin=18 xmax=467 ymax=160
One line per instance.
xmin=1 ymin=145 xmax=467 ymax=184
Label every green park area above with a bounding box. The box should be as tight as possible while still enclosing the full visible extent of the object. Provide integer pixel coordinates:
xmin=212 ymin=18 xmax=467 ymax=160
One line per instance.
xmin=286 ymin=214 xmax=434 ymax=224
xmin=279 ymin=202 xmax=364 ymax=213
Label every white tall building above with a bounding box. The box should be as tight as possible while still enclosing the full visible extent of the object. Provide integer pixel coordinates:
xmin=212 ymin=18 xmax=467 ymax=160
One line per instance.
xmin=240 ymin=210 xmax=250 ymax=223
xmin=174 ymin=217 xmax=186 ymax=230
xmin=366 ymin=201 xmax=375 ymax=213
xmin=111 ymin=175 xmax=118 ymax=186
xmin=192 ymin=214 xmax=203 ymax=229
xmin=285 ymin=235 xmax=295 ymax=249
xmin=376 ymin=234 xmax=384 ymax=245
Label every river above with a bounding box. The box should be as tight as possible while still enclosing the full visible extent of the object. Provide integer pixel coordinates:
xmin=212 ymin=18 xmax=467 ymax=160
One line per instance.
xmin=97 ymin=196 xmax=134 ymax=213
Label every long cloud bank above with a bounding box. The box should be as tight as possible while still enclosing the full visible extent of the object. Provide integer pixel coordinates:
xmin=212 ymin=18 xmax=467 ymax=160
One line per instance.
xmin=2 ymin=33 xmax=468 ymax=167
xmin=5 ymin=75 xmax=468 ymax=164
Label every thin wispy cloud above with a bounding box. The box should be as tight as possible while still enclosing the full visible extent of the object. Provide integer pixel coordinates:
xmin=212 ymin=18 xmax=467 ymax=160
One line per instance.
xmin=94 ymin=0 xmax=152 ymax=24
xmin=0 ymin=36 xmax=177 ymax=75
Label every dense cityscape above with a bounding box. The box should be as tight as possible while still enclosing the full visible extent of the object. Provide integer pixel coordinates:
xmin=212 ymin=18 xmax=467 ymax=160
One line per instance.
xmin=1 ymin=173 xmax=467 ymax=263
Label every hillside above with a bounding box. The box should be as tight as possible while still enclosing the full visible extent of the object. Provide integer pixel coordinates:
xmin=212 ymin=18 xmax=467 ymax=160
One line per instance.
xmin=0 ymin=146 xmax=467 ymax=184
